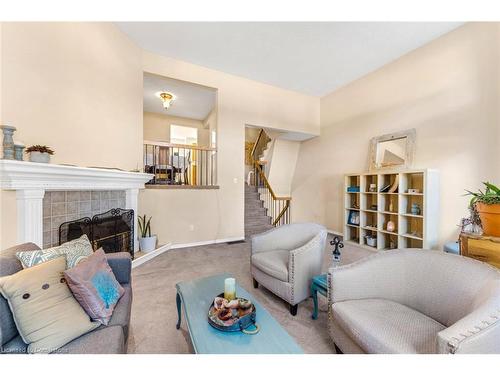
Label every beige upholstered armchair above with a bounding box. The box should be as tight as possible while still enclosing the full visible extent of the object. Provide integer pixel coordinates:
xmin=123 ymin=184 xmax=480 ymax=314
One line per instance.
xmin=251 ymin=223 xmax=327 ymax=315
xmin=328 ymin=249 xmax=500 ymax=354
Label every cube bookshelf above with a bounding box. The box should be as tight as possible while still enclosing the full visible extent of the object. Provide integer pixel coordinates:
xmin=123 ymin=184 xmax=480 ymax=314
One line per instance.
xmin=344 ymin=169 xmax=439 ymax=251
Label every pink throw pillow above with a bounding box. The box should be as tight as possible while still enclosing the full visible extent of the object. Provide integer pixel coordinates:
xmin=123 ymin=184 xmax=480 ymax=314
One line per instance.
xmin=64 ymin=249 xmax=124 ymax=325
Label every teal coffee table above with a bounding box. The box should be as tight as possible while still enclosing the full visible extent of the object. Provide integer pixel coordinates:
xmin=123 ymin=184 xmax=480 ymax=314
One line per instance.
xmin=175 ymin=273 xmax=303 ymax=354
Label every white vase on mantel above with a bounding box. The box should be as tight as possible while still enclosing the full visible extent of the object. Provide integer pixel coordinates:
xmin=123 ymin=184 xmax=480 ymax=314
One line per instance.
xmin=29 ymin=151 xmax=50 ymax=163
xmin=139 ymin=235 xmax=157 ymax=253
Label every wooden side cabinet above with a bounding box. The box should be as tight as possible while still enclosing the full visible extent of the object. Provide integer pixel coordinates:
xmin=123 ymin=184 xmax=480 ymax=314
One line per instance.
xmin=460 ymin=233 xmax=500 ymax=269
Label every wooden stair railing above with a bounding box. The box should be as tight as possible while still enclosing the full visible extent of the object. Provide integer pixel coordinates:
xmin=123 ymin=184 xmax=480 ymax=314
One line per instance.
xmin=250 ymin=128 xmax=271 ymax=162
xmin=253 ymin=160 xmax=291 ymax=227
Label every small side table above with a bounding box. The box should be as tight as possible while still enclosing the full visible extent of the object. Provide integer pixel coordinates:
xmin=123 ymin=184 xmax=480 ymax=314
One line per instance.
xmin=311 ymin=274 xmax=328 ymax=320
xmin=460 ymin=232 xmax=500 ymax=269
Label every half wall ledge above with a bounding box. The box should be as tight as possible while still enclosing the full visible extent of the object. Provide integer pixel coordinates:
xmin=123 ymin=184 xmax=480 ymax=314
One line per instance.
xmin=145 ymin=185 xmax=220 ymax=190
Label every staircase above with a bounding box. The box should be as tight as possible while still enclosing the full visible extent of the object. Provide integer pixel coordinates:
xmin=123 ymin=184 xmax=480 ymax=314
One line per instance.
xmin=244 ymin=128 xmax=291 ymax=239
xmin=245 ymin=184 xmax=273 ymax=238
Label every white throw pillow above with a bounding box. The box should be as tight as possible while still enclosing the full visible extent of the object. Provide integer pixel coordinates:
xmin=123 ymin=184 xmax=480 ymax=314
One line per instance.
xmin=16 ymin=235 xmax=94 ymax=269
xmin=0 ymin=257 xmax=100 ymax=353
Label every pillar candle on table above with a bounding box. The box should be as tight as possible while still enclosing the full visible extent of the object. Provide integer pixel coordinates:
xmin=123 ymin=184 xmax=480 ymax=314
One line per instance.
xmin=224 ymin=278 xmax=236 ymax=301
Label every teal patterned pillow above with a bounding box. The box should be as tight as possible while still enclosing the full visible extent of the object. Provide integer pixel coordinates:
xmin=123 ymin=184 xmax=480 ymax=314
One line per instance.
xmin=16 ymin=235 xmax=93 ymax=269
xmin=16 ymin=246 xmax=65 ymax=269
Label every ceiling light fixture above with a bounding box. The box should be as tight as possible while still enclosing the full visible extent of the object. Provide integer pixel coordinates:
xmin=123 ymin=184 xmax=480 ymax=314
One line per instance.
xmin=155 ymin=91 xmax=176 ymax=110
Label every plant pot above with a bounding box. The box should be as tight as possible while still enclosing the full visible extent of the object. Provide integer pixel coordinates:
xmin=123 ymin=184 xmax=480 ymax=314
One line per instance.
xmin=29 ymin=151 xmax=50 ymax=163
xmin=476 ymin=203 xmax=500 ymax=237
xmin=139 ymin=235 xmax=157 ymax=253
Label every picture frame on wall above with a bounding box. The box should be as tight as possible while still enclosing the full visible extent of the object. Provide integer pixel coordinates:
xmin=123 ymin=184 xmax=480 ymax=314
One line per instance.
xmin=348 ymin=210 xmax=360 ymax=226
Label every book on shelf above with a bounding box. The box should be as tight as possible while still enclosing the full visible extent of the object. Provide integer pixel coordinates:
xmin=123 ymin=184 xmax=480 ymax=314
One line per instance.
xmin=379 ymin=184 xmax=391 ymax=193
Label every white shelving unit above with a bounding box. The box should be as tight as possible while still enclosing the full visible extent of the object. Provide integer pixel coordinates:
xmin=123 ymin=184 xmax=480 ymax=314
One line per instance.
xmin=344 ymin=169 xmax=439 ymax=251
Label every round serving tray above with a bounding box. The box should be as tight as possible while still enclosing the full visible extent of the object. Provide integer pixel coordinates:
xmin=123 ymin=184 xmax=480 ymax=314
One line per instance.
xmin=207 ymin=293 xmax=259 ymax=334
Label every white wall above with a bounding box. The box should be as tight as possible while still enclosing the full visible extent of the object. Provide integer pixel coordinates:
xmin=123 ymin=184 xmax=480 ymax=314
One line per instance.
xmin=0 ymin=22 xmax=143 ymax=248
xmin=143 ymin=111 xmax=210 ymax=147
xmin=267 ymin=139 xmax=301 ymax=196
xmin=0 ymin=23 xmax=320 ymax=249
xmin=140 ymin=51 xmax=320 ymax=245
xmin=292 ymin=23 xmax=500 ymax=248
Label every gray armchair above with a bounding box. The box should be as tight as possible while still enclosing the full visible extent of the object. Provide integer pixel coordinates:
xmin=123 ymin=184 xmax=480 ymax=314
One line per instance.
xmin=328 ymin=249 xmax=500 ymax=354
xmin=251 ymin=223 xmax=327 ymax=315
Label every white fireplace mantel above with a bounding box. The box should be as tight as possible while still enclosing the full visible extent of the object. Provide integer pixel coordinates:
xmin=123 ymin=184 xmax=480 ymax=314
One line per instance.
xmin=0 ymin=160 xmax=153 ymax=250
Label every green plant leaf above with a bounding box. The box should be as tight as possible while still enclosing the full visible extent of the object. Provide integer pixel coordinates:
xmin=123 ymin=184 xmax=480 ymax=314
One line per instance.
xmin=138 ymin=217 xmax=144 ymax=236
xmin=465 ymin=182 xmax=500 ymax=206
xmin=484 ymin=182 xmax=500 ymax=194
xmin=138 ymin=214 xmax=151 ymax=237
xmin=146 ymin=217 xmax=151 ymax=237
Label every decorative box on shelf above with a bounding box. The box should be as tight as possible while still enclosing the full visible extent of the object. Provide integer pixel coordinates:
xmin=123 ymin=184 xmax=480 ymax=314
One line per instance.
xmin=460 ymin=232 xmax=500 ymax=269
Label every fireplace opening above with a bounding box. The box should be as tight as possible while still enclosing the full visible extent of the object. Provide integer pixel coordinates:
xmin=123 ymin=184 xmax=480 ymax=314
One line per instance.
xmin=59 ymin=208 xmax=134 ymax=259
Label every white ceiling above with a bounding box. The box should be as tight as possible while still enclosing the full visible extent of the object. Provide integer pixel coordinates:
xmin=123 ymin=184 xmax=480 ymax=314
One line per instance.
xmin=120 ymin=22 xmax=463 ymax=97
xmin=143 ymin=72 xmax=216 ymax=120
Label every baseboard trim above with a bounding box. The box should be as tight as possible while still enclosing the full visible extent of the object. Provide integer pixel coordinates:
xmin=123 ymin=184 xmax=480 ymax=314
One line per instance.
xmin=215 ymin=236 xmax=246 ymax=244
xmin=170 ymin=236 xmax=246 ymax=250
xmin=131 ymin=237 xmax=246 ymax=264
xmin=132 ymin=243 xmax=172 ymax=268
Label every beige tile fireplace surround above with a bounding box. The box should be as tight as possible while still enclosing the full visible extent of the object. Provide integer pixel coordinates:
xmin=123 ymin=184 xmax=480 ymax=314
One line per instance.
xmin=0 ymin=160 xmax=153 ymax=251
xmin=43 ymin=190 xmax=127 ymax=248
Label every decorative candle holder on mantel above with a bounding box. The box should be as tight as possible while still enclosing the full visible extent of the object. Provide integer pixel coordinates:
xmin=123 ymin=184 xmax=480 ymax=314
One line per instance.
xmin=14 ymin=143 xmax=25 ymax=161
xmin=1 ymin=125 xmax=17 ymax=160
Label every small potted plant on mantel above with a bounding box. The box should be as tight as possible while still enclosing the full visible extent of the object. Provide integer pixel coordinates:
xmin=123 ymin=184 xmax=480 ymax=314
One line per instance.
xmin=466 ymin=182 xmax=500 ymax=237
xmin=25 ymin=145 xmax=54 ymax=163
xmin=138 ymin=215 xmax=157 ymax=253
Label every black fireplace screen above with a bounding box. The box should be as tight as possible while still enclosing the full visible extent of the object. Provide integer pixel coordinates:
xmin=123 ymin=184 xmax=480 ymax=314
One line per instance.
xmin=59 ymin=208 xmax=134 ymax=259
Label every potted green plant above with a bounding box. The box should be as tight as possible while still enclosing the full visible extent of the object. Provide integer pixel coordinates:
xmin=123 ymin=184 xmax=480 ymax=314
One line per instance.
xmin=466 ymin=182 xmax=500 ymax=237
xmin=138 ymin=215 xmax=157 ymax=253
xmin=25 ymin=145 xmax=54 ymax=163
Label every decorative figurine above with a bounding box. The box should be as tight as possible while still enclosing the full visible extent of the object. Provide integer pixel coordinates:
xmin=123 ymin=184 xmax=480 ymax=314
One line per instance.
xmin=388 ymin=200 xmax=394 ymax=212
xmin=386 ymin=220 xmax=395 ymax=232
xmin=411 ymin=203 xmax=421 ymax=215
xmin=330 ymin=236 xmax=344 ymax=268
xmin=1 ymin=125 xmax=17 ymax=160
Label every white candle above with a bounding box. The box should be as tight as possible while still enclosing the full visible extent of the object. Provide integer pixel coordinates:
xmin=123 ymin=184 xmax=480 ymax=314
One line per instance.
xmin=224 ymin=277 xmax=236 ymax=301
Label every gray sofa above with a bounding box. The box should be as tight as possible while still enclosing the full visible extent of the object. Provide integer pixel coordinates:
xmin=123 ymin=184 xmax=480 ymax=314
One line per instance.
xmin=328 ymin=249 xmax=500 ymax=354
xmin=0 ymin=243 xmax=132 ymax=354
xmin=251 ymin=223 xmax=327 ymax=315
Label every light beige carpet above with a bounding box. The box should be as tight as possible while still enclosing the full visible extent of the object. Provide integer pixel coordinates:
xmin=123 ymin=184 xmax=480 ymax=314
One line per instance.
xmin=126 ymin=234 xmax=373 ymax=354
